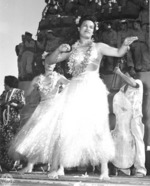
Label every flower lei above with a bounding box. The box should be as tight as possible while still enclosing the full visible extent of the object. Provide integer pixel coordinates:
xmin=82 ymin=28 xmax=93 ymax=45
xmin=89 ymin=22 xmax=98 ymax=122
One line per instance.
xmin=38 ymin=72 xmax=57 ymax=95
xmin=68 ymin=41 xmax=93 ymax=77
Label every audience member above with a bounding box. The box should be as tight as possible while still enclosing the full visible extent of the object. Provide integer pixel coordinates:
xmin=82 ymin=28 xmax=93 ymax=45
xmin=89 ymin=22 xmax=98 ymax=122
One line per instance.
xmin=117 ymin=20 xmax=135 ymax=75
xmin=33 ymin=32 xmax=46 ymax=76
xmin=101 ymin=22 xmax=118 ymax=73
xmin=131 ymin=20 xmax=150 ymax=72
xmin=15 ymin=35 xmax=25 ymax=80
xmin=0 ymin=76 xmax=25 ymax=171
xmin=20 ymin=32 xmax=35 ymax=81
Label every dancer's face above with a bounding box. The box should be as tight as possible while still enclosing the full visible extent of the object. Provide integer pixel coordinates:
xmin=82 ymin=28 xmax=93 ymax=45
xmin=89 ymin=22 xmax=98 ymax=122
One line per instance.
xmin=78 ymin=20 xmax=94 ymax=39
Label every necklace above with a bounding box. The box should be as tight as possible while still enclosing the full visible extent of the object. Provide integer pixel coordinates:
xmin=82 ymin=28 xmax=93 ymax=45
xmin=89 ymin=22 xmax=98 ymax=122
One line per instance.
xmin=68 ymin=40 xmax=93 ymax=77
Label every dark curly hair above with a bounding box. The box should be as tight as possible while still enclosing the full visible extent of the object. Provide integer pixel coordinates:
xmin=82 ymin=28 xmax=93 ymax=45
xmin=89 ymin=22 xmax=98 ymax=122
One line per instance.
xmin=78 ymin=15 xmax=97 ymax=33
xmin=75 ymin=15 xmax=98 ymax=42
xmin=4 ymin=76 xmax=19 ymax=88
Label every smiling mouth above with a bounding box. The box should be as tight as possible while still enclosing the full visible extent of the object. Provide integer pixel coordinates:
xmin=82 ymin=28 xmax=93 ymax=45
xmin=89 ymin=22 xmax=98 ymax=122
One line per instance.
xmin=85 ymin=30 xmax=91 ymax=34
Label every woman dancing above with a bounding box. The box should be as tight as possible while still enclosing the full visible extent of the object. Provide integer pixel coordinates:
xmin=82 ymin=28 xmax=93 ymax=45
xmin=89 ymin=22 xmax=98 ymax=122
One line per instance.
xmin=9 ymin=60 xmax=69 ymax=173
xmin=45 ymin=15 xmax=138 ymax=180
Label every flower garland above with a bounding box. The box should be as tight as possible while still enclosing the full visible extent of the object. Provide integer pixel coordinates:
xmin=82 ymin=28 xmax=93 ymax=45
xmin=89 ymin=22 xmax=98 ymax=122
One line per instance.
xmin=68 ymin=41 xmax=93 ymax=77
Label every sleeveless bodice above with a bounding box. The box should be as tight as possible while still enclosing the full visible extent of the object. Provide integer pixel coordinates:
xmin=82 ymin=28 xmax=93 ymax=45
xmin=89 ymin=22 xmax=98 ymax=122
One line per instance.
xmin=68 ymin=42 xmax=99 ymax=77
xmin=35 ymin=73 xmax=59 ymax=101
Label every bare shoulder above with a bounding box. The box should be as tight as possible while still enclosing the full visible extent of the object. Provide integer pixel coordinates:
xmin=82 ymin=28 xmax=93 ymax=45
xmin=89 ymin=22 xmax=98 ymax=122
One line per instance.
xmin=95 ymin=42 xmax=108 ymax=50
xmin=95 ymin=42 xmax=104 ymax=47
xmin=31 ymin=76 xmax=40 ymax=85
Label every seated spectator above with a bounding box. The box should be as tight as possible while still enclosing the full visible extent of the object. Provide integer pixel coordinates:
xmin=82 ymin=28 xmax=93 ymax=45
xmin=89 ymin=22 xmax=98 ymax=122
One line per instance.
xmin=45 ymin=30 xmax=63 ymax=54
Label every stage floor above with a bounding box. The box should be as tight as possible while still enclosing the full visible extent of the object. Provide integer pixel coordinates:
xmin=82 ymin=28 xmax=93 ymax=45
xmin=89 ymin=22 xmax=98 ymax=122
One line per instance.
xmin=0 ymin=172 xmax=150 ymax=186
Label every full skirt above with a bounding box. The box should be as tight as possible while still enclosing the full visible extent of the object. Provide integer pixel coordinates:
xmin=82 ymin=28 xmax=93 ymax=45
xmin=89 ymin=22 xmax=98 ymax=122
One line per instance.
xmin=58 ymin=71 xmax=115 ymax=167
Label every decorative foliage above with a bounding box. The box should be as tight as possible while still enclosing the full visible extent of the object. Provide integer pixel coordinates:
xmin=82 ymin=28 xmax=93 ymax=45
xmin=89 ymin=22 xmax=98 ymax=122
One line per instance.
xmin=68 ymin=40 xmax=93 ymax=77
xmin=95 ymin=21 xmax=99 ymax=30
xmin=75 ymin=16 xmax=81 ymax=25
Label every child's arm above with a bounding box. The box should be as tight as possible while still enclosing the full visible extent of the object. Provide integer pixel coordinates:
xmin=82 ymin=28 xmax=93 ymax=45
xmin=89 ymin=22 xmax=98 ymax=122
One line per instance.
xmin=25 ymin=76 xmax=39 ymax=97
xmin=114 ymin=67 xmax=139 ymax=88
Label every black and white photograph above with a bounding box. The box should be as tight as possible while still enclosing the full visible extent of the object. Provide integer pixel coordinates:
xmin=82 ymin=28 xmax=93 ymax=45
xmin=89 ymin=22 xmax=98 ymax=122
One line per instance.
xmin=0 ymin=0 xmax=150 ymax=185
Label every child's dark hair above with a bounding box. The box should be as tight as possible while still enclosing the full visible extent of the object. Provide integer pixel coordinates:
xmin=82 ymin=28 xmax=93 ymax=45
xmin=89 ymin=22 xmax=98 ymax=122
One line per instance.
xmin=4 ymin=76 xmax=19 ymax=88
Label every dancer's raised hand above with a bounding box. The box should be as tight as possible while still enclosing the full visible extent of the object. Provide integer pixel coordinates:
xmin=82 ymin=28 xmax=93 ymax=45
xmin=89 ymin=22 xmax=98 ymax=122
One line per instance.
xmin=123 ymin=36 xmax=138 ymax=46
xmin=58 ymin=44 xmax=71 ymax=53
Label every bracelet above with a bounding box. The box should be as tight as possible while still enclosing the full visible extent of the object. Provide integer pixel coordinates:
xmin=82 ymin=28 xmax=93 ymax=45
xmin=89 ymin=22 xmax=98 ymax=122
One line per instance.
xmin=123 ymin=44 xmax=130 ymax=51
xmin=11 ymin=102 xmax=18 ymax=107
xmin=123 ymin=42 xmax=129 ymax=47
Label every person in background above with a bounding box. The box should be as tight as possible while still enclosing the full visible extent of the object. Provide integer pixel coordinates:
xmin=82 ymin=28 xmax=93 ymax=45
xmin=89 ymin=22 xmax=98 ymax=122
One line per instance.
xmin=112 ymin=66 xmax=147 ymax=177
xmin=145 ymin=24 xmax=150 ymax=53
xmin=131 ymin=20 xmax=150 ymax=72
xmin=20 ymin=32 xmax=35 ymax=81
xmin=15 ymin=35 xmax=25 ymax=80
xmin=45 ymin=30 xmax=63 ymax=54
xmin=100 ymin=22 xmax=118 ymax=73
xmin=0 ymin=76 xmax=25 ymax=171
xmin=33 ymin=32 xmax=46 ymax=76
xmin=117 ymin=20 xmax=135 ymax=75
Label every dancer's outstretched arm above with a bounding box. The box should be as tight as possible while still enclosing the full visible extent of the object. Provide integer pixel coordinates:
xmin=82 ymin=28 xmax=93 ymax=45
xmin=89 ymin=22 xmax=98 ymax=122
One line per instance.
xmin=98 ymin=36 xmax=138 ymax=57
